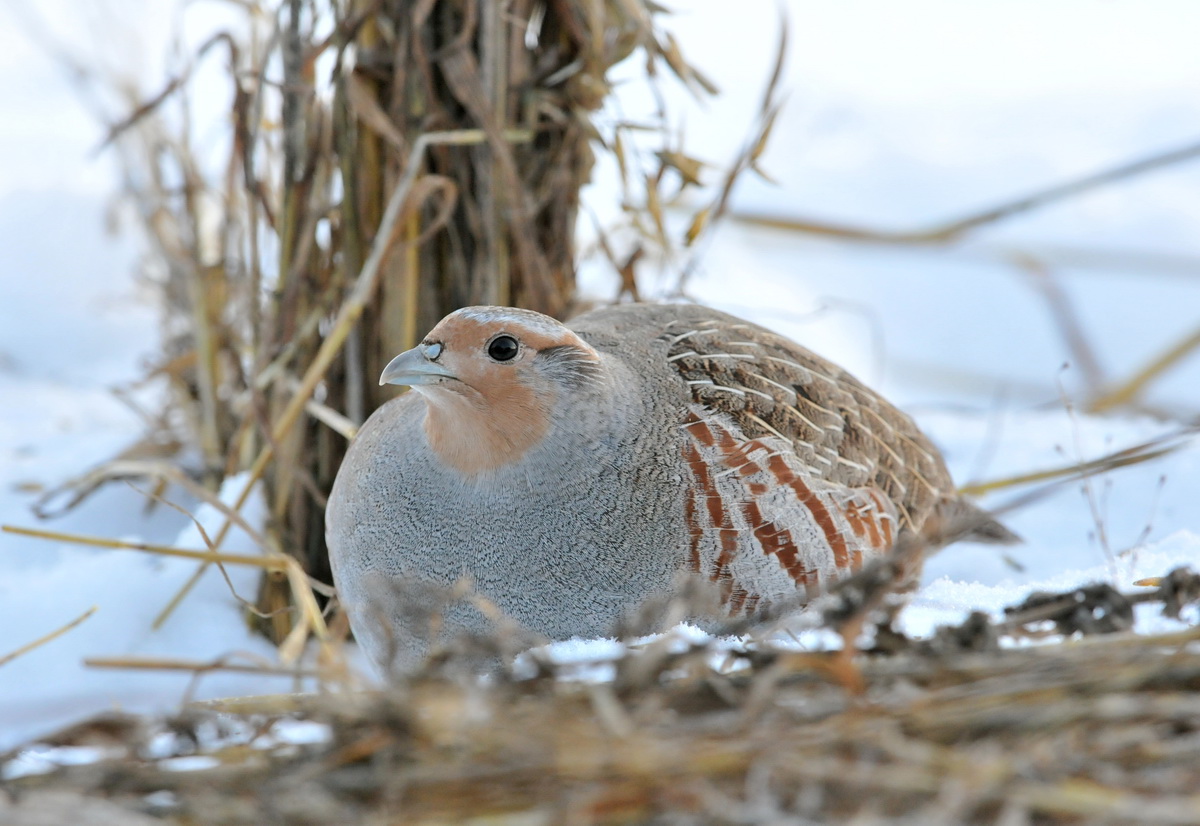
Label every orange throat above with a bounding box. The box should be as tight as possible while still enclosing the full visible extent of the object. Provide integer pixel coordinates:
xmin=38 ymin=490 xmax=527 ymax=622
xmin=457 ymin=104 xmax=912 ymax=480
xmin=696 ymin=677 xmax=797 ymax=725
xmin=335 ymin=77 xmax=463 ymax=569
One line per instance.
xmin=418 ymin=382 xmax=553 ymax=477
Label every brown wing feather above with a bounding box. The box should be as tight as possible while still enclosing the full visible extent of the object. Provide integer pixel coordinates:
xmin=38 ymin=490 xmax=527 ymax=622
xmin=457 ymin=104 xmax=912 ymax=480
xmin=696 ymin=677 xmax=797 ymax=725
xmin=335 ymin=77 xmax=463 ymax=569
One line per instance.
xmin=660 ymin=316 xmax=956 ymax=537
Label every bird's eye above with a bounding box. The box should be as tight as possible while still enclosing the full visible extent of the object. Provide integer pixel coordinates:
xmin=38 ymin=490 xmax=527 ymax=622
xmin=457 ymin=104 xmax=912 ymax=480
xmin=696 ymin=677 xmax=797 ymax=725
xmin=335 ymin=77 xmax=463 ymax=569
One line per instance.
xmin=487 ymin=335 xmax=519 ymax=362
xmin=423 ymin=341 xmax=443 ymax=360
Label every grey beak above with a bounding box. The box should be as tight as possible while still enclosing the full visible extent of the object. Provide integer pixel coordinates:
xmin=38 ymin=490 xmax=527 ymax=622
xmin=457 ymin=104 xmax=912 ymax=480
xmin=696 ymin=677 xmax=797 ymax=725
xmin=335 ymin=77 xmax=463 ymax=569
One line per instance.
xmin=379 ymin=347 xmax=456 ymax=387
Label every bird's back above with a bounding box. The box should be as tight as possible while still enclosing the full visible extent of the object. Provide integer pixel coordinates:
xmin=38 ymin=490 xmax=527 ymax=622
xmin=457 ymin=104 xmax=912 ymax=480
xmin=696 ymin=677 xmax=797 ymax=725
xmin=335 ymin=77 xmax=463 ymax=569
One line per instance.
xmin=570 ymin=303 xmax=1000 ymax=614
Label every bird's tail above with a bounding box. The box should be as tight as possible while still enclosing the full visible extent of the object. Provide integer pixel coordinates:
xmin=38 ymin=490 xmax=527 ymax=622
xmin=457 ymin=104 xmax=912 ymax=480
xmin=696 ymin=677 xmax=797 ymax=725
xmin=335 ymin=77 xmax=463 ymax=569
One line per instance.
xmin=936 ymin=498 xmax=1022 ymax=546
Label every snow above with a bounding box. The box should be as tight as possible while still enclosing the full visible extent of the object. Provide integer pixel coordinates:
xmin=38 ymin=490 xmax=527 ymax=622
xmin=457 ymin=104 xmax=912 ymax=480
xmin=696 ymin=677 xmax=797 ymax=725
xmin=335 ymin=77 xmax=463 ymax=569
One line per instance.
xmin=2 ymin=1 xmax=1198 ymax=751
xmin=0 ymin=474 xmax=299 ymax=749
xmin=909 ymin=531 xmax=1200 ymax=638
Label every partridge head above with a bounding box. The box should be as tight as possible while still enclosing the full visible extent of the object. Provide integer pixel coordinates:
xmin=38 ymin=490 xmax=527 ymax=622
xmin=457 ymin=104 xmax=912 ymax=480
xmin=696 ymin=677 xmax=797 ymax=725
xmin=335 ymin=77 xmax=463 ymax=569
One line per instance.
xmin=374 ymin=306 xmax=604 ymax=476
xmin=327 ymin=303 xmax=1014 ymax=674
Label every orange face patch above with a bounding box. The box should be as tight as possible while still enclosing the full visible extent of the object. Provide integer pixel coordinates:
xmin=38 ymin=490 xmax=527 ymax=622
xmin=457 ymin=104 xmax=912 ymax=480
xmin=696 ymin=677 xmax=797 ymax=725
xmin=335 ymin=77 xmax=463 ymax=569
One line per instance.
xmin=412 ymin=310 xmax=598 ymax=477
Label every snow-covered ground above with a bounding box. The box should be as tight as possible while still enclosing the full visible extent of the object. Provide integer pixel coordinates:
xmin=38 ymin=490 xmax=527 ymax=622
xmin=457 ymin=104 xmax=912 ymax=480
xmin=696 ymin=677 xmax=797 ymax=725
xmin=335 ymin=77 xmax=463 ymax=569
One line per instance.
xmin=2 ymin=2 xmax=1198 ymax=750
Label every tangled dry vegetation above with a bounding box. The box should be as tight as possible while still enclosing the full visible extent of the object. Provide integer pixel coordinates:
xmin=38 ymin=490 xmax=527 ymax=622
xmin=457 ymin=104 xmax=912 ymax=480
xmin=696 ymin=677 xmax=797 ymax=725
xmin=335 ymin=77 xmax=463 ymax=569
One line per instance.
xmin=3 ymin=566 xmax=1200 ymax=824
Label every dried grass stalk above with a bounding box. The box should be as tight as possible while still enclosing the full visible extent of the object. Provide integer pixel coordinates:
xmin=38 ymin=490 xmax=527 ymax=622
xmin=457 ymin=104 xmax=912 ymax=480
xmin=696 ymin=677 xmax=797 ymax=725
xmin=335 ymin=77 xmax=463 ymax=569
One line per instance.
xmin=4 ymin=568 xmax=1198 ymax=824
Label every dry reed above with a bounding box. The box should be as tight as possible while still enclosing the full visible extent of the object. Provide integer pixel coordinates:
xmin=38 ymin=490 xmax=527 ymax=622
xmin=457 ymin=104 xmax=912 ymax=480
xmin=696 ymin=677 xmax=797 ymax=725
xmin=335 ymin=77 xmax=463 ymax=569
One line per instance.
xmin=3 ymin=566 xmax=1197 ymax=824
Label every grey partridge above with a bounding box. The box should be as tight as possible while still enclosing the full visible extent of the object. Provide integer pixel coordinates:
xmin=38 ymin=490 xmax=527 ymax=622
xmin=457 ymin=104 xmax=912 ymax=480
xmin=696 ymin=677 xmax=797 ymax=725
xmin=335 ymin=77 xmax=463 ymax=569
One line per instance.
xmin=327 ymin=303 xmax=1012 ymax=673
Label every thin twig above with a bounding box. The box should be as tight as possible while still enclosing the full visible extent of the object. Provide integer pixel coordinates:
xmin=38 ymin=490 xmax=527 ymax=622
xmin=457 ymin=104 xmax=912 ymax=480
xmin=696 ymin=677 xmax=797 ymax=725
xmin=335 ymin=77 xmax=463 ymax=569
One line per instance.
xmin=1 ymin=525 xmax=288 ymax=570
xmin=677 ymin=10 xmax=787 ymax=288
xmin=734 ymin=137 xmax=1200 ymax=245
xmin=1016 ymin=255 xmax=1106 ymax=392
xmin=957 ymin=427 xmax=1196 ymax=498
xmin=0 ymin=606 xmax=98 ymax=669
xmin=1089 ymin=324 xmax=1200 ymax=413
xmin=83 ymin=655 xmax=320 ymax=678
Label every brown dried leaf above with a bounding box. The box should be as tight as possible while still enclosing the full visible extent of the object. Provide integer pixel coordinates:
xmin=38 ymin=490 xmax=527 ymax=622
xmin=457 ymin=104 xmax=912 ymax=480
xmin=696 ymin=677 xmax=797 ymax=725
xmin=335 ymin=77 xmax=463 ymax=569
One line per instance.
xmin=405 ymin=175 xmax=460 ymax=246
xmin=684 ymin=208 xmax=710 ymax=247
xmin=345 ymin=70 xmax=407 ymax=152
xmin=655 ymin=149 xmax=706 ymax=188
xmin=617 ymin=245 xmax=644 ymax=301
xmin=751 ymin=160 xmax=779 ymax=186
xmin=658 ymin=32 xmax=719 ymax=97
xmin=614 ymin=129 xmax=629 ymax=189
xmin=750 ymin=106 xmax=780 ymax=164
xmin=644 ymin=173 xmax=668 ymax=248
